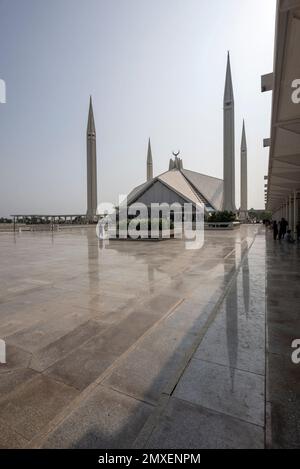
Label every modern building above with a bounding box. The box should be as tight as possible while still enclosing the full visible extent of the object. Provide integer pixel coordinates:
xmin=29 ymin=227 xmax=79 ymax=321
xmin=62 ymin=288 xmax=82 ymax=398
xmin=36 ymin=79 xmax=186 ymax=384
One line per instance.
xmin=262 ymin=0 xmax=300 ymax=232
xmin=126 ymin=155 xmax=223 ymax=215
xmin=126 ymin=53 xmax=249 ymax=219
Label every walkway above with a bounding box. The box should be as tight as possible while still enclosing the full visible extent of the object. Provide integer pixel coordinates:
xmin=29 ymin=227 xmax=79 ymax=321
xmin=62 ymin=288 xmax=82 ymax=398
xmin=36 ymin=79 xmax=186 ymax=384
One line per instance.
xmin=1 ymin=226 xmax=298 ymax=448
xmin=136 ymin=229 xmax=266 ymax=448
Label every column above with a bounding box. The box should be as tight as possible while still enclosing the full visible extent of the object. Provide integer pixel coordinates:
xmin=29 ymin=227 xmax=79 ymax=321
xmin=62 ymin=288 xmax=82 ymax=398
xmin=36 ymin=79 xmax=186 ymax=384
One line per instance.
xmin=294 ymin=191 xmax=298 ymax=234
xmin=289 ymin=195 xmax=292 ymax=229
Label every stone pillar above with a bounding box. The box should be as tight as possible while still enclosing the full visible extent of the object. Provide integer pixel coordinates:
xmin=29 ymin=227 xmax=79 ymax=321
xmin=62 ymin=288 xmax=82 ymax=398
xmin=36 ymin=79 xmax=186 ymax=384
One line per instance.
xmin=294 ymin=191 xmax=297 ymax=234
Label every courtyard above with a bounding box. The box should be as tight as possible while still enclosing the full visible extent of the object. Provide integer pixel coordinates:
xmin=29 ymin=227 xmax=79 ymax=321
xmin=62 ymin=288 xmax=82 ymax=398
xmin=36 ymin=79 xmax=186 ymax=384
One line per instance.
xmin=0 ymin=225 xmax=298 ymax=448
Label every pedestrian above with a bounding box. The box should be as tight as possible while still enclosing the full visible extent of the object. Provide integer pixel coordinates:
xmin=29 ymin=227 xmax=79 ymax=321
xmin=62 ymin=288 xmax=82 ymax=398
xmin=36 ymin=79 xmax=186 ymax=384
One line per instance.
xmin=296 ymin=222 xmax=300 ymax=242
xmin=285 ymin=229 xmax=295 ymax=244
xmin=279 ymin=217 xmax=288 ymax=240
xmin=272 ymin=220 xmax=278 ymax=240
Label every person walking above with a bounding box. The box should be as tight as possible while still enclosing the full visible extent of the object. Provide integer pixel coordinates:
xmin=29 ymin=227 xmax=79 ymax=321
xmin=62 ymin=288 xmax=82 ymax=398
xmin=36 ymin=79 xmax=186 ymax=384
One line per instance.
xmin=279 ymin=217 xmax=288 ymax=240
xmin=296 ymin=221 xmax=300 ymax=242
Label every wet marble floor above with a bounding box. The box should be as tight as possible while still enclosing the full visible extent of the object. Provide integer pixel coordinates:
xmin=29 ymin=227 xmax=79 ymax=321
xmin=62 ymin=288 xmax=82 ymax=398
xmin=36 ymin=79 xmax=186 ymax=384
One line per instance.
xmin=265 ymin=235 xmax=300 ymax=449
xmin=0 ymin=225 xmax=269 ymax=448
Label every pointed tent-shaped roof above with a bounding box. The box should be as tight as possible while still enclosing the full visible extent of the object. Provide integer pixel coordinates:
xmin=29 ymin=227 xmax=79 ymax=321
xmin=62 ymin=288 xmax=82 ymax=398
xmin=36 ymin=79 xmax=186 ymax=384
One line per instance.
xmin=182 ymin=169 xmax=223 ymax=211
xmin=224 ymin=52 xmax=234 ymax=106
xmin=125 ymin=168 xmax=223 ymax=212
xmin=159 ymin=170 xmax=203 ymax=206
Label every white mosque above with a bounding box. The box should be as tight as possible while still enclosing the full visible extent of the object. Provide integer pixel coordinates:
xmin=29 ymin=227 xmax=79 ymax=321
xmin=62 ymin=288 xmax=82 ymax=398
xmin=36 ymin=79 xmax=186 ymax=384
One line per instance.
xmin=87 ymin=52 xmax=248 ymax=220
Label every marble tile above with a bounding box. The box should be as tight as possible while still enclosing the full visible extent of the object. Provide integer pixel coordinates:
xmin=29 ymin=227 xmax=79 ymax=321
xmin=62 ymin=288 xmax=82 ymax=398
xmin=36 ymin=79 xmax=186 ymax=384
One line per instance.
xmin=174 ymin=359 xmax=265 ymax=426
xmin=0 ymin=226 xmax=266 ymax=447
xmin=30 ymin=320 xmax=106 ymax=372
xmin=0 ymin=418 xmax=28 ymax=449
xmin=0 ymin=368 xmax=37 ymax=398
xmin=145 ymin=397 xmax=264 ymax=449
xmin=42 ymin=386 xmax=152 ymax=449
xmin=0 ymin=374 xmax=78 ymax=440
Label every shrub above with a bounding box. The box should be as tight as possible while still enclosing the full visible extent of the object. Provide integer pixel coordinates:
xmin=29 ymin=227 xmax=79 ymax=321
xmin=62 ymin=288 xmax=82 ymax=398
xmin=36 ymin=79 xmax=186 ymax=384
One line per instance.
xmin=206 ymin=211 xmax=236 ymax=223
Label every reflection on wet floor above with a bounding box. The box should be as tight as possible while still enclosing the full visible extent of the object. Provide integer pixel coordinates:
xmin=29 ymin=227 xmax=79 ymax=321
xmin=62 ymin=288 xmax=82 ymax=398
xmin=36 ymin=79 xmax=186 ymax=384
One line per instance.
xmin=0 ymin=225 xmax=265 ymax=448
xmin=266 ymin=233 xmax=300 ymax=448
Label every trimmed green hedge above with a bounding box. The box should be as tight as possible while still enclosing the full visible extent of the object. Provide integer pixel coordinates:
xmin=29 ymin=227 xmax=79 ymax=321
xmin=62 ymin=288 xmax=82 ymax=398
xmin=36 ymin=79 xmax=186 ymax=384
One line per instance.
xmin=205 ymin=211 xmax=236 ymax=223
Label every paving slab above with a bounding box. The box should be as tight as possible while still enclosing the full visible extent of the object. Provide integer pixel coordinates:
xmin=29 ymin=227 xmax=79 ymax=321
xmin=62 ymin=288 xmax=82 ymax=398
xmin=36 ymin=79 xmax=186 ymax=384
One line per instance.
xmin=0 ymin=226 xmax=264 ymax=448
xmin=145 ymin=397 xmax=264 ymax=449
xmin=0 ymin=344 xmax=32 ymax=374
xmin=5 ymin=307 xmax=89 ymax=352
xmin=174 ymin=358 xmax=265 ymax=427
xmin=194 ymin=300 xmax=265 ymax=375
xmin=0 ymin=374 xmax=78 ymax=440
xmin=102 ymin=305 xmax=209 ymax=405
xmin=30 ymin=319 xmax=105 ymax=372
xmin=0 ymin=368 xmax=37 ymax=398
xmin=0 ymin=418 xmax=28 ymax=449
xmin=41 ymin=386 xmax=153 ymax=449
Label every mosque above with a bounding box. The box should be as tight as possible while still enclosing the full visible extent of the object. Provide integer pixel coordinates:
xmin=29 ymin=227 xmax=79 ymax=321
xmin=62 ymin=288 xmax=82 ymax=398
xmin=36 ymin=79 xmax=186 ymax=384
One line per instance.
xmin=86 ymin=52 xmax=248 ymax=221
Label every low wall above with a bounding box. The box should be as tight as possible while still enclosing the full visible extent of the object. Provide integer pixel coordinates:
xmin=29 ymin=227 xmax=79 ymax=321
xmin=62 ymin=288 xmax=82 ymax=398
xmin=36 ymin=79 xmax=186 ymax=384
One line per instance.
xmin=205 ymin=222 xmax=240 ymax=231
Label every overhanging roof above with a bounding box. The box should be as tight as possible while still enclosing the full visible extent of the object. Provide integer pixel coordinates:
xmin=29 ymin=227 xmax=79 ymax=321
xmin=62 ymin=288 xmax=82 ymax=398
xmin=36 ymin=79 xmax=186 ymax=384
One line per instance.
xmin=266 ymin=0 xmax=300 ymax=211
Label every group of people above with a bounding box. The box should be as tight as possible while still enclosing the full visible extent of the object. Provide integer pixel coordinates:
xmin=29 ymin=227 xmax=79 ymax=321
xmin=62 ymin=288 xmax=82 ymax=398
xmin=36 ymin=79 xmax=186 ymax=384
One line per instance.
xmin=272 ymin=217 xmax=300 ymax=243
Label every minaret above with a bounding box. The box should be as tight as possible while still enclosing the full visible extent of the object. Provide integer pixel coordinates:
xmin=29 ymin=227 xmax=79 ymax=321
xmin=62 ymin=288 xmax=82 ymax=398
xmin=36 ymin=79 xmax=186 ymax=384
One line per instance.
xmin=240 ymin=120 xmax=248 ymax=220
xmin=147 ymin=138 xmax=153 ymax=181
xmin=222 ymin=52 xmax=236 ymax=213
xmin=86 ymin=96 xmax=98 ymax=221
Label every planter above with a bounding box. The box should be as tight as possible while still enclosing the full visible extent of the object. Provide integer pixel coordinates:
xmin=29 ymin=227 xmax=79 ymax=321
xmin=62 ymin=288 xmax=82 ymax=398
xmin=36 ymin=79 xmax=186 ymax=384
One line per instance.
xmin=107 ymin=229 xmax=175 ymax=240
xmin=205 ymin=222 xmax=240 ymax=231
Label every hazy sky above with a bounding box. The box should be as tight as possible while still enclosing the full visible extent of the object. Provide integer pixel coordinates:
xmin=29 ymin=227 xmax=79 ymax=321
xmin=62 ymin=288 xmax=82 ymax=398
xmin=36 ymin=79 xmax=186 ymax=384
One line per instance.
xmin=0 ymin=0 xmax=276 ymax=216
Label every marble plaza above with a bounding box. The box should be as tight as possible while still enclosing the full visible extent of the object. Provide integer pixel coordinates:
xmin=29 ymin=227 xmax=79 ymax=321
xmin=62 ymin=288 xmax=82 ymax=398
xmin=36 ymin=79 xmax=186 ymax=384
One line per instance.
xmin=1 ymin=225 xmax=300 ymax=448
xmin=0 ymin=225 xmax=271 ymax=448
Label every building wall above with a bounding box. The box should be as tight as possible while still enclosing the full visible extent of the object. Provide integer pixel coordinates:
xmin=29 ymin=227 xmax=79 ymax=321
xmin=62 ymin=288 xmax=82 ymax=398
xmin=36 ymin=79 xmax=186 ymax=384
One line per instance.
xmin=134 ymin=180 xmax=188 ymax=207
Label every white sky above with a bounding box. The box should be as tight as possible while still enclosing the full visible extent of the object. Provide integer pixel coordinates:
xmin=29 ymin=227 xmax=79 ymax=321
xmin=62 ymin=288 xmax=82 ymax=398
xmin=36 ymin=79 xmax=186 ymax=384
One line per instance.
xmin=0 ymin=0 xmax=276 ymax=216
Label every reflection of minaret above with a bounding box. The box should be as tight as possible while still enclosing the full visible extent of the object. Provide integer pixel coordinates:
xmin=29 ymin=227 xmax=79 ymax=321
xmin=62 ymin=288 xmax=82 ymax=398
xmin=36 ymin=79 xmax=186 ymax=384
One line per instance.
xmin=240 ymin=120 xmax=248 ymax=220
xmin=147 ymin=138 xmax=153 ymax=181
xmin=226 ymin=275 xmax=238 ymax=392
xmin=242 ymin=255 xmax=250 ymax=318
xmin=86 ymin=230 xmax=101 ymax=314
xmin=222 ymin=52 xmax=236 ymax=213
xmin=86 ymin=96 xmax=98 ymax=221
xmin=222 ymin=245 xmax=238 ymax=392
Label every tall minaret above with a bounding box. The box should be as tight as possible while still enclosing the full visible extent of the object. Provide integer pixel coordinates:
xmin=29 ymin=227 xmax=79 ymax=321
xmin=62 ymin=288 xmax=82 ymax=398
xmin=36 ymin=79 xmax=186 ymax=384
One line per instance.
xmin=240 ymin=120 xmax=248 ymax=220
xmin=86 ymin=96 xmax=98 ymax=221
xmin=222 ymin=52 xmax=236 ymax=213
xmin=147 ymin=138 xmax=153 ymax=181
